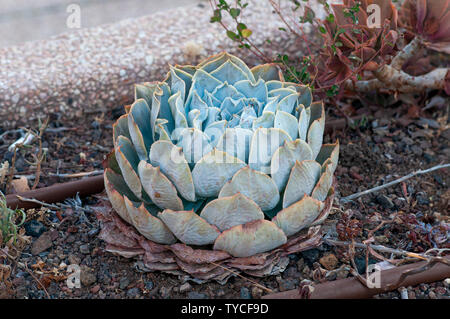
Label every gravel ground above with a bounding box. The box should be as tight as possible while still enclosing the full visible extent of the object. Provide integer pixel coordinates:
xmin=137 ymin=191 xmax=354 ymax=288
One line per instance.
xmin=0 ymin=94 xmax=448 ymax=299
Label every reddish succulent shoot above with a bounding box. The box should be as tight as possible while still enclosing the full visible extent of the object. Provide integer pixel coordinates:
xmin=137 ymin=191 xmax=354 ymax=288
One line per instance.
xmin=400 ymin=0 xmax=450 ymax=54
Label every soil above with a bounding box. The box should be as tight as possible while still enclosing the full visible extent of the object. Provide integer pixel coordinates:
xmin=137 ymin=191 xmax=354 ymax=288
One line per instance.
xmin=0 ymin=95 xmax=449 ymax=299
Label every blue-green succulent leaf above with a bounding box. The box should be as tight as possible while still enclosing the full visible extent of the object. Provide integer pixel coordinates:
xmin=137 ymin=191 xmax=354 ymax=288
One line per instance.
xmin=168 ymin=91 xmax=189 ymax=134
xmin=212 ymin=82 xmax=245 ymax=102
xmin=199 ymin=52 xmax=255 ymax=83
xmin=203 ymin=107 xmax=221 ymax=129
xmin=169 ymin=66 xmax=187 ymax=102
xmin=220 ymin=97 xmax=245 ymax=121
xmin=268 ymin=87 xmax=297 ymax=99
xmin=135 ymin=83 xmax=158 ymax=109
xmin=210 ymin=60 xmax=249 ymax=85
xmin=234 ymin=79 xmax=268 ymax=104
xmin=251 ymin=64 xmax=283 ymax=82
xmin=128 ymin=99 xmax=153 ymax=160
xmin=113 ymin=114 xmax=132 ymax=144
xmin=277 ymin=93 xmax=299 ymax=114
xmin=266 ymin=80 xmax=283 ymax=92
xmin=252 ymin=111 xmax=275 ymax=130
xmin=239 ymin=107 xmax=257 ymax=129
xmin=262 ymin=96 xmax=280 ymax=114
xmin=151 ymin=83 xmax=175 ymax=140
xmin=188 ymin=90 xmax=209 ymax=124
xmin=204 ymin=120 xmax=227 ymax=147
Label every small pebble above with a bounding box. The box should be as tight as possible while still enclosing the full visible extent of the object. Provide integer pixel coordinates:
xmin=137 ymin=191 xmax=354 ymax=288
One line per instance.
xmin=376 ymin=194 xmax=394 ymax=209
xmin=251 ymin=286 xmax=263 ymax=299
xmin=319 ymin=254 xmax=338 ymax=270
xmin=179 ymin=282 xmax=192 ymax=293
xmin=79 ymin=244 xmax=90 ymax=254
xmin=31 ymin=231 xmax=53 ymax=255
xmin=240 ymin=287 xmax=252 ymax=299
xmin=24 ymin=220 xmax=46 ymax=237
xmin=119 ymin=277 xmax=130 ymax=290
xmin=91 ymin=285 xmax=100 ymax=294
xmin=68 ymin=254 xmax=81 ymax=265
xmin=80 ymin=267 xmax=97 ymax=287
xmin=145 ymin=281 xmax=154 ymax=290
xmin=444 ymin=278 xmax=450 ymax=287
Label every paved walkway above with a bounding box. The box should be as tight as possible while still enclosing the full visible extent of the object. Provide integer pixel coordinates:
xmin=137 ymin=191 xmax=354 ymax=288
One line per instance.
xmin=0 ymin=0 xmax=200 ymax=48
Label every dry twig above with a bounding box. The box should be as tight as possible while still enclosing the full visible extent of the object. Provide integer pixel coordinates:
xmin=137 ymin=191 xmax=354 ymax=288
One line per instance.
xmin=341 ymin=163 xmax=450 ymax=203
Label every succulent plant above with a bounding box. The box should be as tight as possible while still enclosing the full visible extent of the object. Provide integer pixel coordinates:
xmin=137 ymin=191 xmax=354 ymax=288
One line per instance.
xmin=400 ymin=0 xmax=450 ymax=54
xmin=318 ymin=0 xmax=398 ymax=85
xmin=104 ymin=52 xmax=338 ymax=258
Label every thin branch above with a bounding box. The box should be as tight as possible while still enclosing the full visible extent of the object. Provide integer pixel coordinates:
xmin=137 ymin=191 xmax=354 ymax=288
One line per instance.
xmin=16 ymin=195 xmax=93 ymax=213
xmin=31 ymin=118 xmax=49 ymax=189
xmin=325 ymin=238 xmax=450 ymax=266
xmin=325 ymin=238 xmax=415 ymax=257
xmin=340 ymin=163 xmax=450 ymax=203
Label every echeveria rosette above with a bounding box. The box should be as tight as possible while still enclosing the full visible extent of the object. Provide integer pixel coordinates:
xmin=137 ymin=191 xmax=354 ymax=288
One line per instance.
xmin=104 ymin=52 xmax=339 ymax=258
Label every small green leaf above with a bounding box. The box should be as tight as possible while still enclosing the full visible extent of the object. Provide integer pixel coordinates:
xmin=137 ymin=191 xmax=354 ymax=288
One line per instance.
xmin=226 ymin=30 xmax=239 ymax=41
xmin=335 ymin=28 xmax=346 ymax=37
xmin=319 ymin=26 xmax=327 ymax=34
xmin=229 ymin=8 xmax=241 ymax=18
xmin=330 ymin=44 xmax=336 ymax=53
xmin=210 ymin=9 xmax=222 ymax=23
xmin=237 ymin=23 xmax=247 ymax=33
xmin=326 ymin=14 xmax=335 ymax=23
xmin=326 ymin=85 xmax=339 ymax=97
